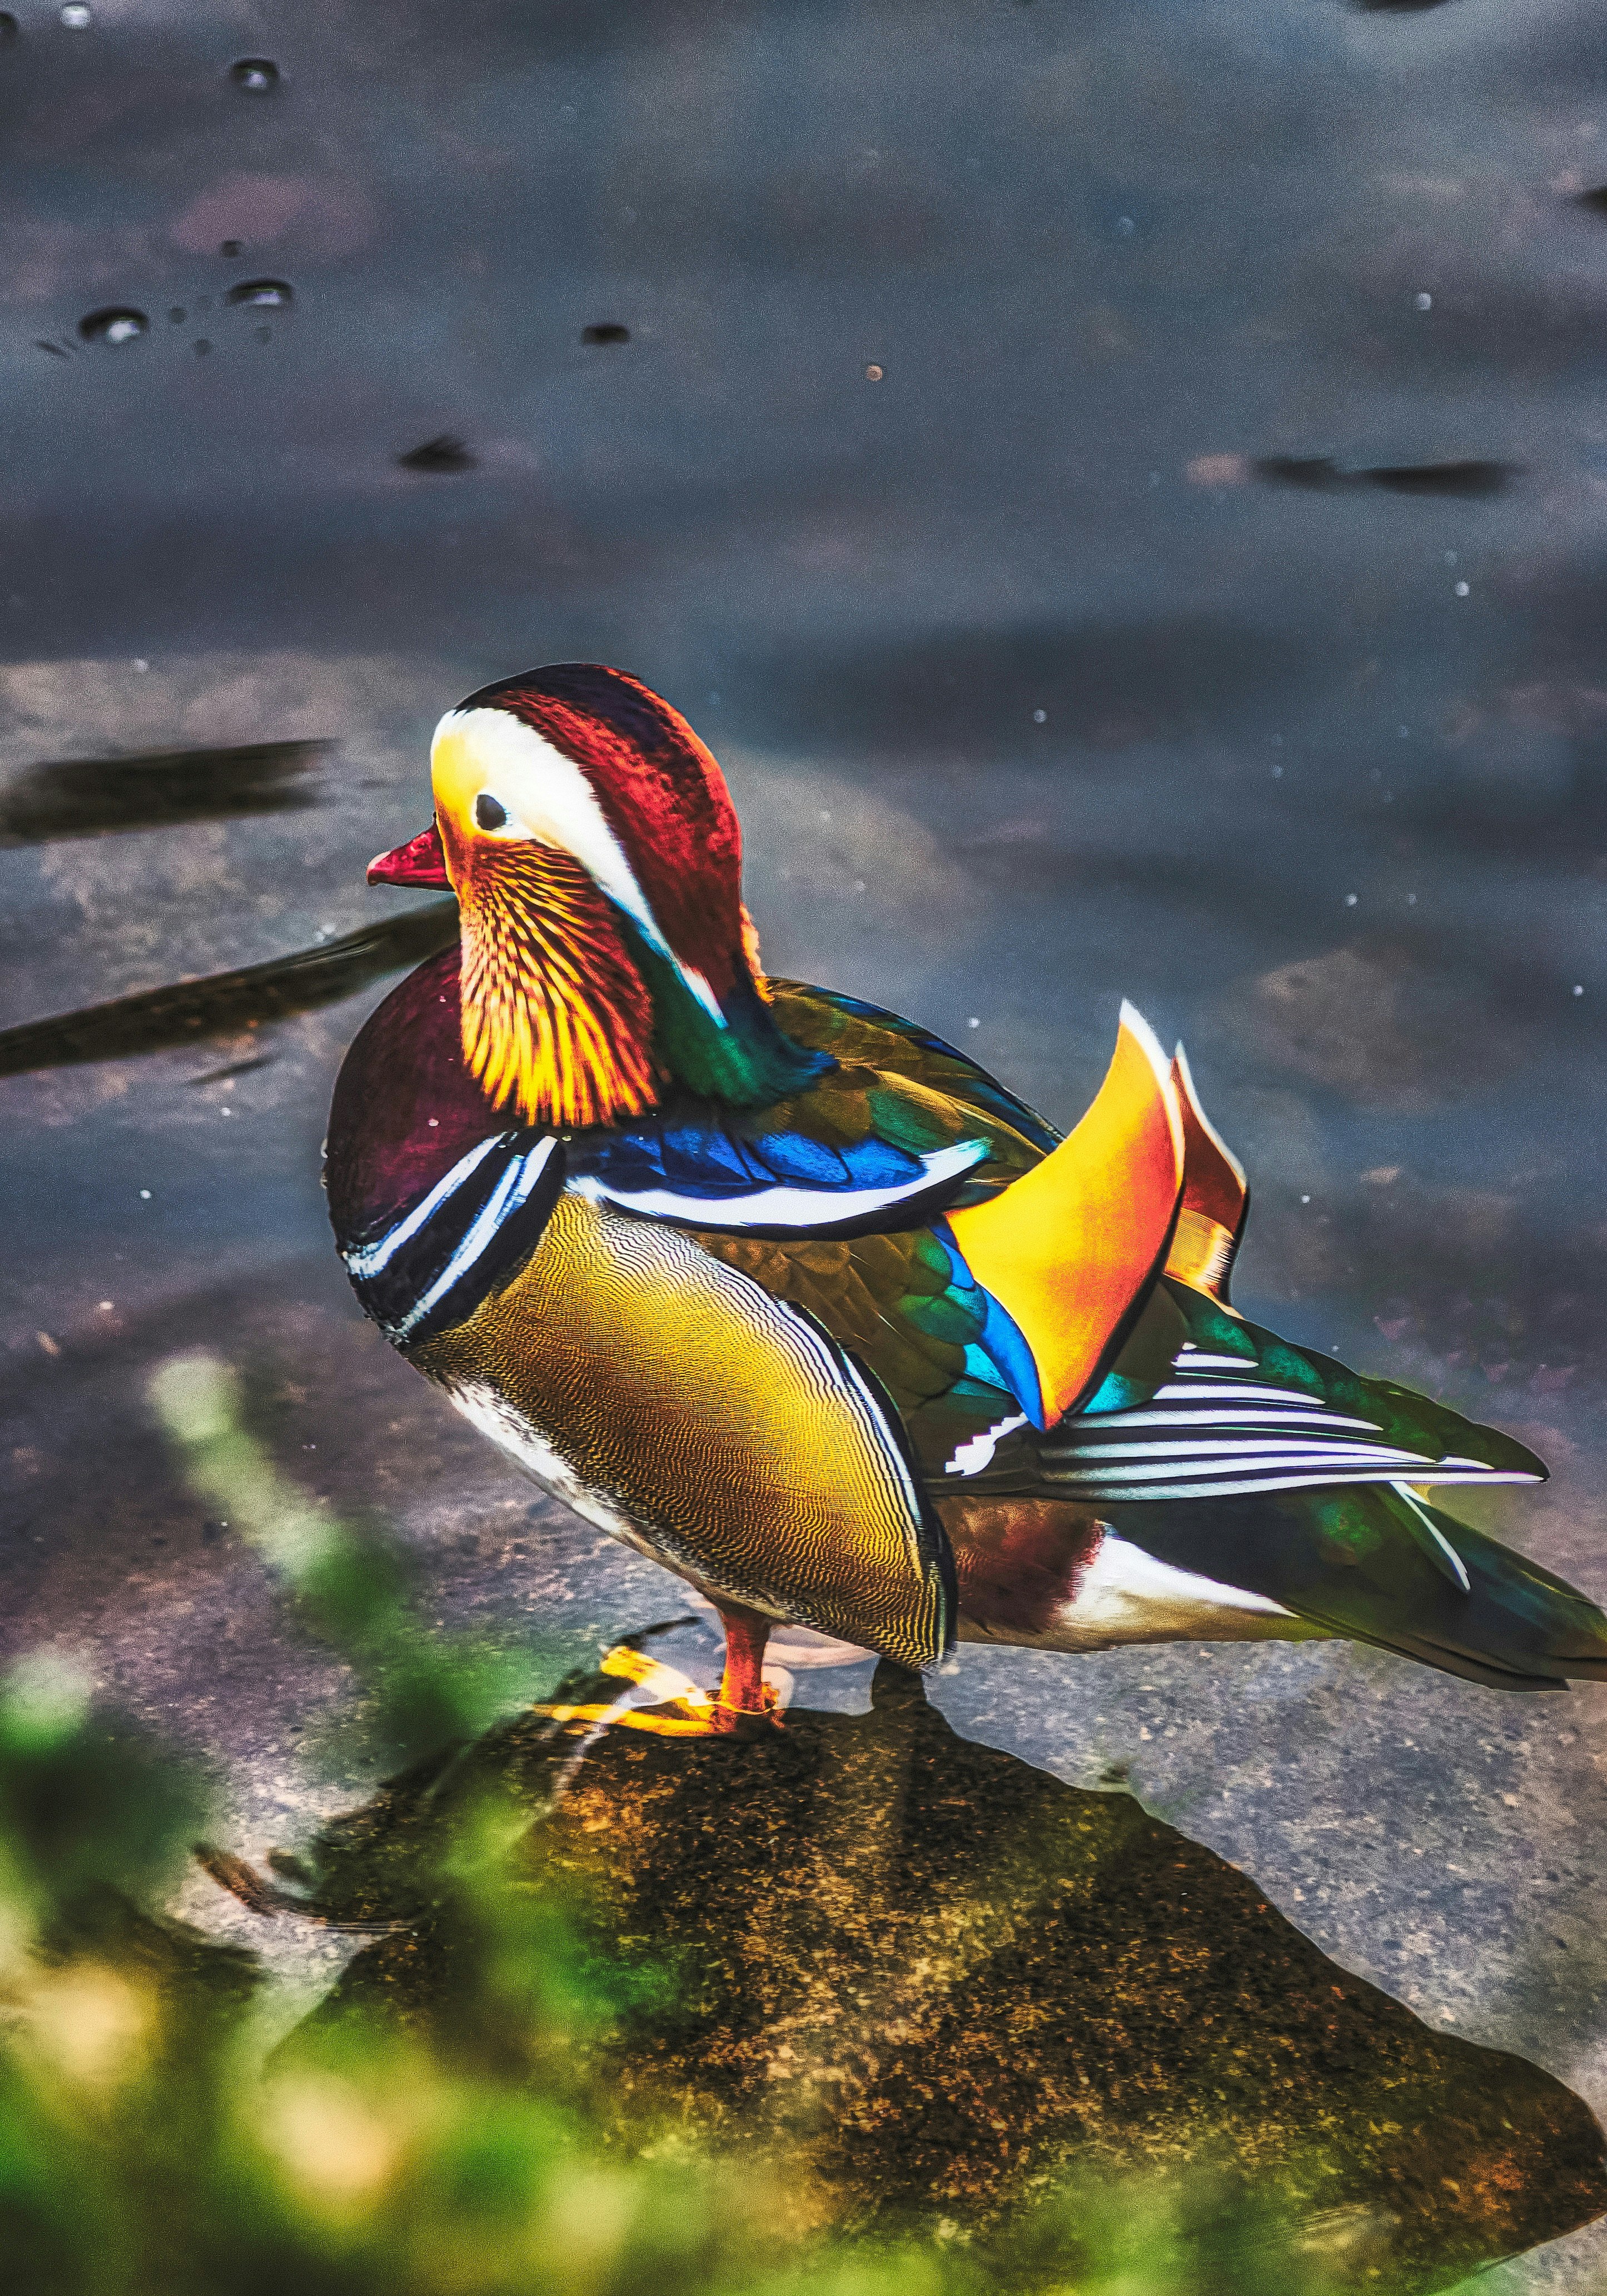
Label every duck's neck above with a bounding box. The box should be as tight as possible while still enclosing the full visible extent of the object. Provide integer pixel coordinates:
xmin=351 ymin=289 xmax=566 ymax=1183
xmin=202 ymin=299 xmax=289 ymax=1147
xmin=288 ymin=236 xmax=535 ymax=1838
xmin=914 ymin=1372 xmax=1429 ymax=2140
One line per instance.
xmin=619 ymin=919 xmax=833 ymax=1109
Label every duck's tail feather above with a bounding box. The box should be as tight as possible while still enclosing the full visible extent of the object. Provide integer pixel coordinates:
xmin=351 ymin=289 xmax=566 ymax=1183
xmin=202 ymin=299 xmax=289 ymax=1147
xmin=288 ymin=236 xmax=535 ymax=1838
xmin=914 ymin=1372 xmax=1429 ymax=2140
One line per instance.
xmin=1107 ymin=1484 xmax=1607 ymax=1691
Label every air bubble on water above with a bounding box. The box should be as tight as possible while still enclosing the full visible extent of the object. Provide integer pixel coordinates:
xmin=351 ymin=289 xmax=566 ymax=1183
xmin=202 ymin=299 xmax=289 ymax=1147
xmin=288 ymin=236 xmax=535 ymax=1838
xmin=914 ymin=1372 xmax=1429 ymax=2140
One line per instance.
xmin=1414 ymin=291 xmax=1432 ymax=311
xmin=78 ymin=307 xmax=148 ymax=345
xmin=1407 ymin=893 xmax=1417 ymax=905
xmin=225 ymin=278 xmax=292 ymax=309
xmin=1272 ymin=763 xmax=1283 ymax=778
xmin=228 ymin=57 xmax=278 ymax=92
xmin=1032 ymin=708 xmax=1047 ymax=724
xmin=1117 ymin=215 xmax=1136 ymax=235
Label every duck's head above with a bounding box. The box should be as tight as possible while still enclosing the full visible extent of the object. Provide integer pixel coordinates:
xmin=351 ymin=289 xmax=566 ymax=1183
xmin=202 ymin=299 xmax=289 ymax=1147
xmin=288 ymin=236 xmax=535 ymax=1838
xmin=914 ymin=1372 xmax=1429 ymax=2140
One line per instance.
xmin=368 ymin=663 xmax=827 ymax=1130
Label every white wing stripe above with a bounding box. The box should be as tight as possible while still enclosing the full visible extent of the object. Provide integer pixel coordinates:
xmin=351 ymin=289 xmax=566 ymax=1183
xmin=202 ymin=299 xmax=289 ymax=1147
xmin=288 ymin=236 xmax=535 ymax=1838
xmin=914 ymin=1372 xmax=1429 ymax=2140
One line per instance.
xmin=572 ymin=1137 xmax=989 ymax=1231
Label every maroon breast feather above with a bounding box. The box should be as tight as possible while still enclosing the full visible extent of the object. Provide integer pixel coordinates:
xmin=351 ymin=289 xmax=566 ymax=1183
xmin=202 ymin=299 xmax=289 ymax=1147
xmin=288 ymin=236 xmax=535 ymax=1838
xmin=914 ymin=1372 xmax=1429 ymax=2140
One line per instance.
xmin=324 ymin=945 xmax=506 ymax=1249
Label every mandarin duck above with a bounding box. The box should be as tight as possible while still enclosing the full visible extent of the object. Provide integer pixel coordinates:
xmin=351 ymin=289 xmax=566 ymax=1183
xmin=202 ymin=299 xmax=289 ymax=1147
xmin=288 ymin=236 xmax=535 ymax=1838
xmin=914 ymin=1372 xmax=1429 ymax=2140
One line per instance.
xmin=325 ymin=664 xmax=1607 ymax=1729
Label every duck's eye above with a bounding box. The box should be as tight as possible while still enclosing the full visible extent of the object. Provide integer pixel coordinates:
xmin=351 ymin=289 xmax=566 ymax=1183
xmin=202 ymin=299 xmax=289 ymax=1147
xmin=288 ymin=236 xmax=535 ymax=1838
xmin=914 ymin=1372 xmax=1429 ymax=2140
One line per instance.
xmin=475 ymin=793 xmax=509 ymax=831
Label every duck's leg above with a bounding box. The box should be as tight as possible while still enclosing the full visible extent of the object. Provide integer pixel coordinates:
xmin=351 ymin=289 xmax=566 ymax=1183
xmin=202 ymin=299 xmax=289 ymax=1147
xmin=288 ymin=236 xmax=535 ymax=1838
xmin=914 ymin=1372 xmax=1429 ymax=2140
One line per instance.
xmin=710 ymin=1601 xmax=781 ymax=1732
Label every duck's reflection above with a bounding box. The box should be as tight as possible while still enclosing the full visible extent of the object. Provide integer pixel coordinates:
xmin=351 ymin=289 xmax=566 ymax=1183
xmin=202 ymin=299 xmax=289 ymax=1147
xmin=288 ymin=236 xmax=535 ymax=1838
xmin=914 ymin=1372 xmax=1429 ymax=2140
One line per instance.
xmin=217 ymin=1631 xmax=1607 ymax=2289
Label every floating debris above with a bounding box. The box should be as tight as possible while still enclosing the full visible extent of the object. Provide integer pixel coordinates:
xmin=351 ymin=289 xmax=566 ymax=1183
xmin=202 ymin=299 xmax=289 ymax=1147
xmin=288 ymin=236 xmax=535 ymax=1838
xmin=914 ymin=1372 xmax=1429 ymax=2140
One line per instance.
xmin=582 ymin=322 xmax=630 ymax=345
xmin=185 ymin=1054 xmax=276 ymax=1088
xmin=228 ymin=57 xmax=278 ymax=92
xmin=1253 ymin=455 xmax=1511 ymax=498
xmin=78 ymin=308 xmax=148 ymax=346
xmin=0 ymin=738 xmax=334 ymax=844
xmin=0 ymin=14 xmax=18 ymax=41
xmin=223 ymin=278 xmax=292 ymax=310
xmin=34 ymin=340 xmax=70 ymax=359
xmin=220 ymin=240 xmax=243 ymax=258
xmin=194 ymin=340 xmax=212 ymax=356
xmin=1369 ymin=460 xmax=1509 ymax=497
xmin=396 ymin=434 xmax=476 ymax=474
xmin=0 ymin=902 xmax=458 ymax=1078
xmin=59 ymin=3 xmax=91 ymax=25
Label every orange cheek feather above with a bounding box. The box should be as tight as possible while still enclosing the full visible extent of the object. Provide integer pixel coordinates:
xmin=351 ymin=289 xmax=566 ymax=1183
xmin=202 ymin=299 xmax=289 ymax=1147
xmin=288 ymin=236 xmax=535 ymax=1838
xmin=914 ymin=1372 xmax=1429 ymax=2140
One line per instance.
xmin=451 ymin=833 xmax=660 ymax=1130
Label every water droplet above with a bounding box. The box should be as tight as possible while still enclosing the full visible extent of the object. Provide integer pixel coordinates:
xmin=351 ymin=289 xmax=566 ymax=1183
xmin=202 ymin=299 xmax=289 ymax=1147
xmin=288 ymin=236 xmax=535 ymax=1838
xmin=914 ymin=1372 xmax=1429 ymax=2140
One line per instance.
xmin=194 ymin=338 xmax=212 ymax=356
xmin=1414 ymin=290 xmax=1432 ymax=311
xmin=1032 ymin=707 xmax=1047 ymax=723
xmin=583 ymin=322 xmax=629 ymax=345
xmin=78 ymin=307 xmax=148 ymax=345
xmin=220 ymin=239 xmax=243 ymax=258
xmin=1454 ymin=579 xmax=1470 ymax=597
xmin=228 ymin=56 xmax=278 ymax=92
xmin=225 ymin=277 xmax=292 ymax=309
xmin=59 ymin=4 xmax=91 ymax=26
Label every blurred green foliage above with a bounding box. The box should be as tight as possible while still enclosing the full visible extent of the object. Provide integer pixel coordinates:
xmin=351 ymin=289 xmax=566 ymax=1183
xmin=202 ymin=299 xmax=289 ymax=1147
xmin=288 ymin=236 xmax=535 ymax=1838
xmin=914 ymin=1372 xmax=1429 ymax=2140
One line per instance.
xmin=0 ymin=1356 xmax=1486 ymax=2294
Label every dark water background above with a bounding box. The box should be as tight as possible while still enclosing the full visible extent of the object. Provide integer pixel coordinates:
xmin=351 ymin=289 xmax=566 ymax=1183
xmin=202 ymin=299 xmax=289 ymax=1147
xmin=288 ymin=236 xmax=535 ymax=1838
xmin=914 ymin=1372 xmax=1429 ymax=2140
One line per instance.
xmin=4 ymin=1 xmax=1607 ymax=2279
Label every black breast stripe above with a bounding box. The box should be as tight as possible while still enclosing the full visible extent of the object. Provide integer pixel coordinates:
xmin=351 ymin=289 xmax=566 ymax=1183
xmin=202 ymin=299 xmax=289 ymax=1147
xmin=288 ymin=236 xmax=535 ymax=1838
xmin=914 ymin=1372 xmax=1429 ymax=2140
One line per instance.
xmin=343 ymin=1132 xmax=566 ymax=1347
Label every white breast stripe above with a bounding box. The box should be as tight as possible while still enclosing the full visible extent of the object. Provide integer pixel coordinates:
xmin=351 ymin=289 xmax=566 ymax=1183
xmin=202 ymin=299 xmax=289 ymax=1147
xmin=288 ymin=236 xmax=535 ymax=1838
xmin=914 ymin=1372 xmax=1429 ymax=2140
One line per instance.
xmin=573 ymin=1136 xmax=989 ymax=1231
xmin=344 ymin=1134 xmax=505 ymax=1279
xmin=390 ymin=1136 xmax=560 ymax=1340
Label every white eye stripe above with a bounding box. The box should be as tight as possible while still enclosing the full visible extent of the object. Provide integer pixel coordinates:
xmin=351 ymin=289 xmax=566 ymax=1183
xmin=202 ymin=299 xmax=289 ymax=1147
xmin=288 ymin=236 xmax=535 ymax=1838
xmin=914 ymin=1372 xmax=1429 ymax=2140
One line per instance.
xmin=434 ymin=706 xmax=728 ymax=1028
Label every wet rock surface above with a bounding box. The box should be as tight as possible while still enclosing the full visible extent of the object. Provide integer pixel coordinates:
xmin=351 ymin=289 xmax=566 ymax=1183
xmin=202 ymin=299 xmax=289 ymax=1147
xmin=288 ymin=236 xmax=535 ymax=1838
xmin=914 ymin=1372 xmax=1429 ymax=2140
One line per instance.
xmin=252 ymin=1661 xmax=1607 ymax=2288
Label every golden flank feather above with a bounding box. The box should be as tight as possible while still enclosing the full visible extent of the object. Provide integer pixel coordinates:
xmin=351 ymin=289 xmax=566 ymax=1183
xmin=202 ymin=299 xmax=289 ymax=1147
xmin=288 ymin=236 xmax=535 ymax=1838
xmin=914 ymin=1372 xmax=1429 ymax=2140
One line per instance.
xmin=455 ymin=840 xmax=659 ymax=1129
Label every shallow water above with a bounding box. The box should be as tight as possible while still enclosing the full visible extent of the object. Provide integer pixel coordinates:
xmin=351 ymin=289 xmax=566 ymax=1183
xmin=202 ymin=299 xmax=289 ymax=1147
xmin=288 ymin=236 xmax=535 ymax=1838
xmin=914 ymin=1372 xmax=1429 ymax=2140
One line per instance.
xmin=5 ymin=0 xmax=1607 ymax=2281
